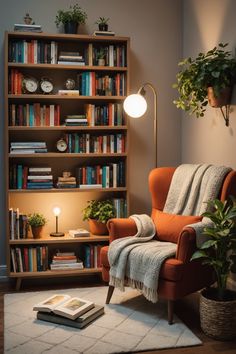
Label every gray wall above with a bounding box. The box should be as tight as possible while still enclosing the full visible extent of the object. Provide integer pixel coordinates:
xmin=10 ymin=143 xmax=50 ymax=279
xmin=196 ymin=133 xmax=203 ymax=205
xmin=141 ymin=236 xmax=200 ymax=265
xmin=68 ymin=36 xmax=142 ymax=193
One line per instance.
xmin=182 ymin=0 xmax=236 ymax=289
xmin=0 ymin=0 xmax=182 ymax=270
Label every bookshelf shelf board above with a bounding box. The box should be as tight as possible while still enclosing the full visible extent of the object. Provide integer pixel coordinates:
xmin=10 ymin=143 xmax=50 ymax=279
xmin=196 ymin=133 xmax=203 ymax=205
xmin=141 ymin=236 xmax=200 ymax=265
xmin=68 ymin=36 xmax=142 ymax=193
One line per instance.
xmin=8 ymin=62 xmax=128 ymax=72
xmin=9 ymin=268 xmax=103 ymax=278
xmin=9 ymin=187 xmax=127 ymax=193
xmin=7 ymin=31 xmax=129 ymax=43
xmin=8 ymin=94 xmax=126 ymax=101
xmin=8 ymin=126 xmax=128 ymax=131
xmin=9 ymin=153 xmax=127 ymax=158
xmin=9 ymin=234 xmax=109 ymax=244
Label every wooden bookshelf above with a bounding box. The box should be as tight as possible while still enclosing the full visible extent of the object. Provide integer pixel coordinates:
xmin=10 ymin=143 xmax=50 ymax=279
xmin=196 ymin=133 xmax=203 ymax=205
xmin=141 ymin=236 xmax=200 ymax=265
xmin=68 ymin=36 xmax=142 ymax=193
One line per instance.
xmin=5 ymin=31 xmax=130 ymax=289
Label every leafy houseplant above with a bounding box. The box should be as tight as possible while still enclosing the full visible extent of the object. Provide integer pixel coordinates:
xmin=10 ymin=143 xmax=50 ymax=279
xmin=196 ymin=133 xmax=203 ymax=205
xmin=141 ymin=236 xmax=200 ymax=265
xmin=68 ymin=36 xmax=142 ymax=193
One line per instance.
xmin=28 ymin=213 xmax=47 ymax=238
xmin=55 ymin=4 xmax=87 ymax=34
xmin=95 ymin=17 xmax=109 ymax=31
xmin=96 ymin=48 xmax=106 ymax=66
xmin=173 ymin=43 xmax=236 ymax=118
xmin=191 ymin=198 xmax=236 ymax=340
xmin=82 ymin=200 xmax=115 ymax=235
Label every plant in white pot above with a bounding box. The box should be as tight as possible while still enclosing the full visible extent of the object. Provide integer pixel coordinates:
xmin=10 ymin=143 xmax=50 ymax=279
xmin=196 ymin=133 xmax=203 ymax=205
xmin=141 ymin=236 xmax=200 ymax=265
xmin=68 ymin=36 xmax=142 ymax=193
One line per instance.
xmin=191 ymin=198 xmax=236 ymax=340
xmin=173 ymin=43 xmax=236 ymax=124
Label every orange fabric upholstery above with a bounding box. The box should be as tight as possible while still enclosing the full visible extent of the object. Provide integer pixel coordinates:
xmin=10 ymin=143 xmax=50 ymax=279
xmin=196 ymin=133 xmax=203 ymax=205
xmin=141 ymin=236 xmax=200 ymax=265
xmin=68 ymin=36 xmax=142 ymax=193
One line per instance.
xmin=101 ymin=166 xmax=236 ymax=306
xmin=151 ymin=209 xmax=202 ymax=243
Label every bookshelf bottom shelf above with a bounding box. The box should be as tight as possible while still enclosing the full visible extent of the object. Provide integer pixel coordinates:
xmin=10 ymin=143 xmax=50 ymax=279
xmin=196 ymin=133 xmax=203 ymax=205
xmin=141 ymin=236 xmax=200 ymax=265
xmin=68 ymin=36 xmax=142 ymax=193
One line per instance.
xmin=10 ymin=268 xmax=103 ymax=290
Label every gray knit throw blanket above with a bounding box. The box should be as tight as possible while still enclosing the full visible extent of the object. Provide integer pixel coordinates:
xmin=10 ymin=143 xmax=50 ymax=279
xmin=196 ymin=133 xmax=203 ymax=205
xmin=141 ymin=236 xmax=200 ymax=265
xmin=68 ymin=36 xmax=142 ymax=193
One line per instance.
xmin=108 ymin=214 xmax=177 ymax=303
xmin=164 ymin=164 xmax=232 ymax=246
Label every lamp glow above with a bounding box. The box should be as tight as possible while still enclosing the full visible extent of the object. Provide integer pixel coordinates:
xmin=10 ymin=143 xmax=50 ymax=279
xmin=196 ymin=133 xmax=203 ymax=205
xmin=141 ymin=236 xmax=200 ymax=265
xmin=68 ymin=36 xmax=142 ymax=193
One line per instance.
xmin=50 ymin=206 xmax=64 ymax=237
xmin=123 ymin=94 xmax=147 ymax=118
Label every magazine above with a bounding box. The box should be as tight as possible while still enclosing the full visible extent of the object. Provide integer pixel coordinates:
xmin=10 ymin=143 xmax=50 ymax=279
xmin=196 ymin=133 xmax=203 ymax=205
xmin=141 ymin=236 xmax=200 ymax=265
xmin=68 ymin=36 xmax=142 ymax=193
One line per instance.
xmin=33 ymin=294 xmax=94 ymax=320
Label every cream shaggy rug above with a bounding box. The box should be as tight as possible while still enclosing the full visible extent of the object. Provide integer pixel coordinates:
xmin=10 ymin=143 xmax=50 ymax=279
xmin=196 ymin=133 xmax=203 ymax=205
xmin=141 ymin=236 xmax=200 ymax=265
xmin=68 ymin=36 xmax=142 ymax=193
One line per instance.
xmin=4 ymin=286 xmax=201 ymax=353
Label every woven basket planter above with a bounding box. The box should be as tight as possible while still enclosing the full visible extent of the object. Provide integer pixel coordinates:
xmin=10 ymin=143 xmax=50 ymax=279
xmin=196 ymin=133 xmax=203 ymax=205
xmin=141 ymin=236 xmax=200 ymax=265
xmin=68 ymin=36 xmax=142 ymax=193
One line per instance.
xmin=200 ymin=289 xmax=236 ymax=341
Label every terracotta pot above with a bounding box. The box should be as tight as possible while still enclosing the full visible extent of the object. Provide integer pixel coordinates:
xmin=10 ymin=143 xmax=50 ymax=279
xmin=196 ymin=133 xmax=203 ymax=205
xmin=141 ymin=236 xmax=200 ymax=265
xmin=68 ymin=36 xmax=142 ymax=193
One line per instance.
xmin=207 ymin=86 xmax=232 ymax=108
xmin=88 ymin=219 xmax=108 ymax=235
xmin=200 ymin=288 xmax=236 ymax=340
xmin=31 ymin=226 xmax=43 ymax=239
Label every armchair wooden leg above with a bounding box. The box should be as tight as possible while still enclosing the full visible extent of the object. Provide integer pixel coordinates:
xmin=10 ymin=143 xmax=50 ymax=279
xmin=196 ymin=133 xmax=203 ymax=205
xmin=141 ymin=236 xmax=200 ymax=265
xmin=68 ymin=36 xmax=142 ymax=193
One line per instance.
xmin=168 ymin=300 xmax=174 ymax=325
xmin=106 ymin=285 xmax=115 ymax=304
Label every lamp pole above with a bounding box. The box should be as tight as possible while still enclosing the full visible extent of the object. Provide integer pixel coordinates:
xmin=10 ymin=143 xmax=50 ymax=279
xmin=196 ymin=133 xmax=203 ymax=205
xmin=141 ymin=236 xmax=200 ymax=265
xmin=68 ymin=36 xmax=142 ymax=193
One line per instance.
xmin=137 ymin=83 xmax=157 ymax=168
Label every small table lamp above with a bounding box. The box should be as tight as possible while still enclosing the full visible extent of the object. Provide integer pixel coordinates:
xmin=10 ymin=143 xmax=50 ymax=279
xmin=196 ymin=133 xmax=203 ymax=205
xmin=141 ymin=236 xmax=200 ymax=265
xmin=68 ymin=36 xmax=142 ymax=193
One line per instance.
xmin=123 ymin=82 xmax=157 ymax=167
xmin=50 ymin=206 xmax=64 ymax=237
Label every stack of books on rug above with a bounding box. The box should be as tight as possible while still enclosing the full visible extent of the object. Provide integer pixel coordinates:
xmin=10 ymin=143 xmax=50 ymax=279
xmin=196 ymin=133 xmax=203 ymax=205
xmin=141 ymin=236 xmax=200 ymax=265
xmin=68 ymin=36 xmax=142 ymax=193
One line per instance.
xmin=50 ymin=251 xmax=83 ymax=271
xmin=33 ymin=294 xmax=104 ymax=328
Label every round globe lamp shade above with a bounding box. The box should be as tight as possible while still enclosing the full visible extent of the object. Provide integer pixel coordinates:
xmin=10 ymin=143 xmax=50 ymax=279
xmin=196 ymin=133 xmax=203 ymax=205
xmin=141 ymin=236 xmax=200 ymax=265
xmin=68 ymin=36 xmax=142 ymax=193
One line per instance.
xmin=123 ymin=94 xmax=147 ymax=118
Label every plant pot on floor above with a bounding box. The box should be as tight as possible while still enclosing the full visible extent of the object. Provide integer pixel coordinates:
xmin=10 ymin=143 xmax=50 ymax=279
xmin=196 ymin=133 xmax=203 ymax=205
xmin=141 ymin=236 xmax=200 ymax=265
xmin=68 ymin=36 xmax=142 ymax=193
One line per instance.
xmin=200 ymin=288 xmax=236 ymax=341
xmin=31 ymin=226 xmax=44 ymax=239
xmin=64 ymin=21 xmax=78 ymax=34
xmin=88 ymin=219 xmax=108 ymax=235
xmin=207 ymin=86 xmax=232 ymax=108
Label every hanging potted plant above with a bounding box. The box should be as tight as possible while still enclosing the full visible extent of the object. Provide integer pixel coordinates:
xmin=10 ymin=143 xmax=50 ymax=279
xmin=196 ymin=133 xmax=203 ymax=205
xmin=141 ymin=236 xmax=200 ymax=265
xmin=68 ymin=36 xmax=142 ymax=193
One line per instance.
xmin=28 ymin=213 xmax=47 ymax=239
xmin=82 ymin=199 xmax=115 ymax=235
xmin=95 ymin=17 xmax=110 ymax=31
xmin=55 ymin=4 xmax=87 ymax=34
xmin=173 ymin=43 xmax=236 ymax=120
xmin=191 ymin=198 xmax=236 ymax=340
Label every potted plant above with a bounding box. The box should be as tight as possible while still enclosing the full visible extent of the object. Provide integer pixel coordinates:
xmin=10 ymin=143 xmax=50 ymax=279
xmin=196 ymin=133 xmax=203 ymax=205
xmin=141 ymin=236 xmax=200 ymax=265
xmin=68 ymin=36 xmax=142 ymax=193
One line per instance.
xmin=191 ymin=198 xmax=236 ymax=340
xmin=55 ymin=4 xmax=87 ymax=34
xmin=95 ymin=17 xmax=109 ymax=31
xmin=28 ymin=212 xmax=47 ymax=238
xmin=173 ymin=43 xmax=236 ymax=119
xmin=96 ymin=48 xmax=106 ymax=66
xmin=82 ymin=199 xmax=115 ymax=235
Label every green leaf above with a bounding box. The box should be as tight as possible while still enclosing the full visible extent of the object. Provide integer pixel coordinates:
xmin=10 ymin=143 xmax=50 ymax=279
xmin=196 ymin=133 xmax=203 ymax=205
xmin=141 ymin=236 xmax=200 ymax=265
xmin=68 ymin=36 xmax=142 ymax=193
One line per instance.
xmin=200 ymin=240 xmax=217 ymax=249
xmin=190 ymin=250 xmax=207 ymax=261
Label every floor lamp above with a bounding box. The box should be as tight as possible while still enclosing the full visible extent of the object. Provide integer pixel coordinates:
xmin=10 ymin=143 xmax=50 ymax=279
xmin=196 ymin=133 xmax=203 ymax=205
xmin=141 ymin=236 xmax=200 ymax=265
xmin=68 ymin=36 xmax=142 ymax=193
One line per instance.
xmin=123 ymin=82 xmax=157 ymax=167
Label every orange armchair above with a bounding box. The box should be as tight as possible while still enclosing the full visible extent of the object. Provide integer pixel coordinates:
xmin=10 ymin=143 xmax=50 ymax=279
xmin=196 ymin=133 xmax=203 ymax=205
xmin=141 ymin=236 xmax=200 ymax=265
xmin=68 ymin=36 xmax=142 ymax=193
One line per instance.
xmin=101 ymin=167 xmax=236 ymax=324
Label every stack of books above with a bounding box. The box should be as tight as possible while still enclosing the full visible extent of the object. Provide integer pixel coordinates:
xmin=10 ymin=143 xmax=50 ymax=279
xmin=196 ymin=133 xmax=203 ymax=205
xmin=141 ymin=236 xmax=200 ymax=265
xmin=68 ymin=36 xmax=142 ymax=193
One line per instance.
xmin=56 ymin=175 xmax=76 ymax=189
xmin=92 ymin=30 xmax=115 ymax=36
xmin=57 ymin=51 xmax=85 ymax=66
xmin=27 ymin=167 xmax=53 ymax=189
xmin=33 ymin=294 xmax=104 ymax=329
xmin=50 ymin=251 xmax=83 ymax=270
xmin=69 ymin=229 xmax=90 ymax=237
xmin=65 ymin=115 xmax=88 ymax=126
xmin=14 ymin=23 xmax=42 ymax=32
xmin=10 ymin=142 xmax=47 ymax=154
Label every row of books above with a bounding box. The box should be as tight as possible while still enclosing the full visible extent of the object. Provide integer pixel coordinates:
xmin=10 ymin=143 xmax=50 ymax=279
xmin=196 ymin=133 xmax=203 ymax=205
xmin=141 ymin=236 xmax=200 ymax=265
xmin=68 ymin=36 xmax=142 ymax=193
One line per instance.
xmin=90 ymin=44 xmax=126 ymax=67
xmin=8 ymin=103 xmax=124 ymax=127
xmin=64 ymin=133 xmax=125 ymax=154
xmin=76 ymin=163 xmax=126 ymax=188
xmin=85 ymin=103 xmax=124 ymax=126
xmin=83 ymin=244 xmax=103 ymax=268
xmin=78 ymin=72 xmax=125 ymax=96
xmin=10 ymin=142 xmax=47 ymax=154
xmin=11 ymin=246 xmax=48 ymax=272
xmin=8 ymin=40 xmax=57 ymax=64
xmin=10 ymin=166 xmax=53 ymax=190
xmin=9 ymin=104 xmax=60 ymax=126
xmin=9 ymin=209 xmax=28 ymax=240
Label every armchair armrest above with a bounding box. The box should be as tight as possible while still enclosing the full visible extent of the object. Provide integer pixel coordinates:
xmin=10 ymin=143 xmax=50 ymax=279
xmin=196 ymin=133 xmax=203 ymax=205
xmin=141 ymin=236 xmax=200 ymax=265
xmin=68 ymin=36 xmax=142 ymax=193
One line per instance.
xmin=107 ymin=218 xmax=137 ymax=243
xmin=176 ymin=227 xmax=197 ymax=263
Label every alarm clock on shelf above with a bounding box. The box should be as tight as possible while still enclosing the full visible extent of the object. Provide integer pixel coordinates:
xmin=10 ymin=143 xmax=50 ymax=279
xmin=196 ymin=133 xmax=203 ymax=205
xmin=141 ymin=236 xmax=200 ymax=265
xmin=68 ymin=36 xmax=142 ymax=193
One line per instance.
xmin=40 ymin=77 xmax=54 ymax=94
xmin=65 ymin=78 xmax=76 ymax=90
xmin=56 ymin=138 xmax=68 ymax=152
xmin=22 ymin=76 xmax=39 ymax=94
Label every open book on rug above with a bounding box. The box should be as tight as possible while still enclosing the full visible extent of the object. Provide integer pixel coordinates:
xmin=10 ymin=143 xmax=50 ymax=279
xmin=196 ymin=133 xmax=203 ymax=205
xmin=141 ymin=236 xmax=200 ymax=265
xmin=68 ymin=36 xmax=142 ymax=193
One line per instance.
xmin=33 ymin=294 xmax=94 ymax=320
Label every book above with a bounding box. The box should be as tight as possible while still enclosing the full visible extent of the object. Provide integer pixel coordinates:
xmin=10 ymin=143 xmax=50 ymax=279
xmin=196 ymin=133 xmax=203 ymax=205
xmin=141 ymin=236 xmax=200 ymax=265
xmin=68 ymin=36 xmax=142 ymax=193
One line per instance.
xmin=37 ymin=304 xmax=104 ymax=329
xmin=58 ymin=90 xmax=80 ymax=96
xmin=79 ymin=184 xmax=102 ymax=189
xmin=57 ymin=61 xmax=85 ymax=66
xmin=92 ymin=30 xmax=115 ymax=36
xmin=69 ymin=229 xmax=90 ymax=237
xmin=33 ymin=294 xmax=94 ymax=320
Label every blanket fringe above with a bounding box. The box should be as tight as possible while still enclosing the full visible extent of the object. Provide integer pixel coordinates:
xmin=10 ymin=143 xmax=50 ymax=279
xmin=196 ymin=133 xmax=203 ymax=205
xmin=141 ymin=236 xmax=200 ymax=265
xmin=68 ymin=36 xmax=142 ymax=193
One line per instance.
xmin=109 ymin=276 xmax=158 ymax=303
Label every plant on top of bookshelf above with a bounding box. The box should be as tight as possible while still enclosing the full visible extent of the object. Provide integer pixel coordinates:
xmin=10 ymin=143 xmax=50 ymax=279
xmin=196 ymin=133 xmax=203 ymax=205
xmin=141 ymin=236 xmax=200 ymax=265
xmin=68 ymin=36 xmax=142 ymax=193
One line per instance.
xmin=28 ymin=212 xmax=47 ymax=238
xmin=95 ymin=17 xmax=110 ymax=31
xmin=82 ymin=199 xmax=115 ymax=235
xmin=55 ymin=4 xmax=87 ymax=34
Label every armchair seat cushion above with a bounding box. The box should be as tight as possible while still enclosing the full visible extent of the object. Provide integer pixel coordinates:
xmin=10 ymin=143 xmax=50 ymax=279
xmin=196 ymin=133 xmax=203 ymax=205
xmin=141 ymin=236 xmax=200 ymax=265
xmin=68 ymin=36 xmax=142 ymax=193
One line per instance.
xmin=152 ymin=209 xmax=202 ymax=243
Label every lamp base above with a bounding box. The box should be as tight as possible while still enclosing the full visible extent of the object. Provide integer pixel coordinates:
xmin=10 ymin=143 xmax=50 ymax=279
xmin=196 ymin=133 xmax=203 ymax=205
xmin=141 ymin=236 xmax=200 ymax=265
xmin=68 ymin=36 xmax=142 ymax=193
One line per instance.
xmin=50 ymin=232 xmax=65 ymax=237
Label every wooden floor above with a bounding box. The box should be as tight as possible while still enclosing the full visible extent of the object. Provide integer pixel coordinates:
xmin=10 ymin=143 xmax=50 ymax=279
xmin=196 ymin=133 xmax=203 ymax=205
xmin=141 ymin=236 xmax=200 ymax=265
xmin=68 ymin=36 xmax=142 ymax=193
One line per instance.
xmin=0 ymin=277 xmax=236 ymax=354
